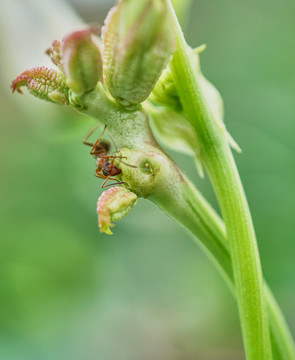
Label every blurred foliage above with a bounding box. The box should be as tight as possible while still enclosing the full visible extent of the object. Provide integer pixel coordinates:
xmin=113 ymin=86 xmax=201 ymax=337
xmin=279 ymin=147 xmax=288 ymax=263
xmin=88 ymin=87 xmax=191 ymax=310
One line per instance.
xmin=0 ymin=0 xmax=294 ymax=359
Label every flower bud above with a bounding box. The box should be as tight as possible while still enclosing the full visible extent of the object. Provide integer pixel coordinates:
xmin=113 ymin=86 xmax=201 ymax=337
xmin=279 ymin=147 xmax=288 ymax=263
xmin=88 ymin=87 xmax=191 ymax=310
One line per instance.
xmin=149 ymin=66 xmax=182 ymax=111
xmin=97 ymin=187 xmax=137 ymax=235
xmin=150 ymin=45 xmax=206 ymax=110
xmin=147 ymin=105 xmax=204 ymax=177
xmin=149 ymin=46 xmax=241 ymax=155
xmin=61 ymin=27 xmax=102 ymax=95
xmin=11 ymin=66 xmax=69 ymax=105
xmin=102 ymin=0 xmax=174 ymax=107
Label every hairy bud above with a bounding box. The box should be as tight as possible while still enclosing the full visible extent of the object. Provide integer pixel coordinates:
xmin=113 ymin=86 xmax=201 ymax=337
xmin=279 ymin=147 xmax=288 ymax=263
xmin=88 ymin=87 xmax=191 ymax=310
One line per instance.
xmin=11 ymin=66 xmax=69 ymax=105
xmin=97 ymin=187 xmax=137 ymax=235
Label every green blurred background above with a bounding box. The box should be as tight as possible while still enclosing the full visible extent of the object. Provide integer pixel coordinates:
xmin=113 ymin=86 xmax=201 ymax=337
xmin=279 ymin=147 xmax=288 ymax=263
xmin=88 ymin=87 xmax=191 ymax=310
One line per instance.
xmin=0 ymin=1 xmax=294 ymax=359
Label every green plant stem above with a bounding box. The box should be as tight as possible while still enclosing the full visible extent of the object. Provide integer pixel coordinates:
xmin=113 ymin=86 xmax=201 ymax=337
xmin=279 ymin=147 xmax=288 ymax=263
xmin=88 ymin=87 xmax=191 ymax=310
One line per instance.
xmin=70 ymin=84 xmax=157 ymax=150
xmin=266 ymin=286 xmax=295 ymax=360
xmin=73 ymin=74 xmax=295 ymax=360
xmin=151 ymin=176 xmax=295 ymax=360
xmin=74 ymin=78 xmax=294 ymax=360
xmin=166 ymin=1 xmax=273 ymax=358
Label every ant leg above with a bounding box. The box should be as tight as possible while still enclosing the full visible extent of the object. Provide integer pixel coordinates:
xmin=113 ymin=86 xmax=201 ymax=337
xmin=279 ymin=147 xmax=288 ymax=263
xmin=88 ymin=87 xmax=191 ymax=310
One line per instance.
xmin=95 ymin=171 xmax=120 ymax=182
xmin=82 ymin=123 xmax=101 ymax=146
xmin=95 ymin=170 xmax=106 ymax=179
xmin=89 ymin=125 xmax=108 ymax=155
xmin=89 ymin=139 xmax=104 ymax=156
xmin=101 ymin=181 xmax=126 ymax=188
xmin=95 ymin=171 xmax=126 ymax=188
xmin=101 ymin=176 xmax=126 ymax=188
xmin=82 ymin=124 xmax=107 ymax=149
xmin=101 ymin=176 xmax=110 ymax=187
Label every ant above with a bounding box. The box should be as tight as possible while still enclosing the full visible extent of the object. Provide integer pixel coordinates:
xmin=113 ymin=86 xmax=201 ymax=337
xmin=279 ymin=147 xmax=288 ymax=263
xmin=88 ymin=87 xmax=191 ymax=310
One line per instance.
xmin=83 ymin=124 xmax=127 ymax=188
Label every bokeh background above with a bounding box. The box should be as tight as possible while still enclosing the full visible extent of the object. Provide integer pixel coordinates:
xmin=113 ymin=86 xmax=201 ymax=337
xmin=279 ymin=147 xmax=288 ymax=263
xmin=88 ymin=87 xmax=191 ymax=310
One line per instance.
xmin=0 ymin=0 xmax=294 ymax=359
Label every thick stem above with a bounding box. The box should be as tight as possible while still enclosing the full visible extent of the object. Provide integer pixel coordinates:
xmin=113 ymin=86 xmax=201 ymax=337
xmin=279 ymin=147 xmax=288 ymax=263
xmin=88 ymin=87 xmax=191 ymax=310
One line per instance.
xmin=70 ymin=83 xmax=157 ymax=150
xmin=71 ymin=66 xmax=294 ymax=360
xmin=166 ymin=1 xmax=272 ymax=358
xmin=266 ymin=286 xmax=295 ymax=360
xmin=151 ymin=175 xmax=295 ymax=360
xmin=152 ymin=176 xmax=233 ymax=287
xmin=117 ymin=142 xmax=294 ymax=359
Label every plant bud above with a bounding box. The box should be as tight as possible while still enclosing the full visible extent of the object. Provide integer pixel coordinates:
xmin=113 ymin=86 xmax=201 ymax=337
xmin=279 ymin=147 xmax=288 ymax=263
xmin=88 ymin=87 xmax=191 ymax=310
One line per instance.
xmin=149 ymin=66 xmax=182 ymax=111
xmin=61 ymin=27 xmax=102 ymax=95
xmin=148 ymin=105 xmax=204 ymax=177
xmin=150 ymin=45 xmax=206 ymax=111
xmin=149 ymin=46 xmax=241 ymax=154
xmin=97 ymin=187 xmax=137 ymax=235
xmin=11 ymin=66 xmax=69 ymax=105
xmin=102 ymin=0 xmax=174 ymax=106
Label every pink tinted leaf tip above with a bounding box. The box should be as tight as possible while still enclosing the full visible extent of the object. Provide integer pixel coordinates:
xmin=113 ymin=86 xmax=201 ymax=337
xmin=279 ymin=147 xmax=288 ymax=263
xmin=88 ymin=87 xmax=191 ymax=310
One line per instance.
xmin=11 ymin=66 xmax=69 ymax=104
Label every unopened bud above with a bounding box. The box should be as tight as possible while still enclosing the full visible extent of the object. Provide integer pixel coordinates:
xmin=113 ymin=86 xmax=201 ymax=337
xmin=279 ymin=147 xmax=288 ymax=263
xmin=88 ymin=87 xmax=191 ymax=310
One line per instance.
xmin=102 ymin=0 xmax=174 ymax=107
xmin=97 ymin=187 xmax=137 ymax=235
xmin=11 ymin=66 xmax=69 ymax=105
xmin=150 ymin=45 xmax=206 ymax=110
xmin=148 ymin=105 xmax=204 ymax=177
xmin=62 ymin=27 xmax=102 ymax=95
xmin=149 ymin=46 xmax=241 ymax=155
xmin=149 ymin=66 xmax=182 ymax=111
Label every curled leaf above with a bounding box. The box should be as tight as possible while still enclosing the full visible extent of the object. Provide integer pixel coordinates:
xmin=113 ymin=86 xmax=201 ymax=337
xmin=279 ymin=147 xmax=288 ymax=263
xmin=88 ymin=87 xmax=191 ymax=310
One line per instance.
xmin=97 ymin=187 xmax=137 ymax=235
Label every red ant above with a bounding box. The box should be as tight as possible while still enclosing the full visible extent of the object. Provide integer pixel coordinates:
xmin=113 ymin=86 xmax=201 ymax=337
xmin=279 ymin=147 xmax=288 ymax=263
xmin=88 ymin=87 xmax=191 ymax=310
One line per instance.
xmin=83 ymin=125 xmax=127 ymax=188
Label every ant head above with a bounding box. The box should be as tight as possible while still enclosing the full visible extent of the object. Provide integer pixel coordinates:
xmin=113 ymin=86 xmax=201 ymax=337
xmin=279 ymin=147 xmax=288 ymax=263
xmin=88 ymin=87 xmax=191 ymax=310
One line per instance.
xmin=102 ymin=162 xmax=122 ymax=176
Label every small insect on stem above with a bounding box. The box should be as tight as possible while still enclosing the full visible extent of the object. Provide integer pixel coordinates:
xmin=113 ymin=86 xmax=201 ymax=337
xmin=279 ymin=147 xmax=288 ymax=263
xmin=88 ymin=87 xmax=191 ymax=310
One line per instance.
xmin=83 ymin=124 xmax=127 ymax=188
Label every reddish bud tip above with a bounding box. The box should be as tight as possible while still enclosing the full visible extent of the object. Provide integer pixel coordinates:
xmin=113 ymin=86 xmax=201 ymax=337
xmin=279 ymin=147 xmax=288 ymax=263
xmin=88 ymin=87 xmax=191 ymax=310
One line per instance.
xmin=61 ymin=27 xmax=102 ymax=95
xmin=97 ymin=187 xmax=137 ymax=234
xmin=45 ymin=40 xmax=63 ymax=71
xmin=11 ymin=66 xmax=69 ymax=104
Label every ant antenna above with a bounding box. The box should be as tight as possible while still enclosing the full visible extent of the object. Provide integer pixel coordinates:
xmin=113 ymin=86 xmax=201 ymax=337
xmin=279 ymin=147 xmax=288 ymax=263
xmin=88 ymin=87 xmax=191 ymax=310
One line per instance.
xmin=107 ymin=133 xmax=137 ymax=169
xmin=111 ymin=149 xmax=137 ymax=169
xmin=120 ymin=160 xmax=137 ymax=169
xmin=108 ymin=132 xmax=119 ymax=150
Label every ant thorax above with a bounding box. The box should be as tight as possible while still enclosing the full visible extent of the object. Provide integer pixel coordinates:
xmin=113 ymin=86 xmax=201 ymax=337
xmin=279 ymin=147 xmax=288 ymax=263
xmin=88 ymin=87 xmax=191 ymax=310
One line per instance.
xmin=83 ymin=125 xmax=127 ymax=188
